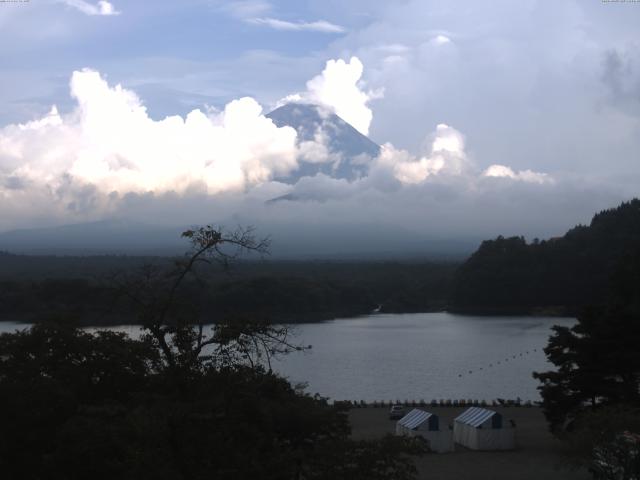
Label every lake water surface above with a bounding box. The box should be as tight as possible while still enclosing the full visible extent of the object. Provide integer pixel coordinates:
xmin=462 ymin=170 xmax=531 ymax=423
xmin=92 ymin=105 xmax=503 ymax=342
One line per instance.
xmin=273 ymin=312 xmax=574 ymax=402
xmin=0 ymin=312 xmax=574 ymax=402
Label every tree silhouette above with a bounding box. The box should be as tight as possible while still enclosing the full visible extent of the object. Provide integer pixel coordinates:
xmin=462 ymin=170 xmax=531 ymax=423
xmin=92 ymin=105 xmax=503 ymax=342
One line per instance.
xmin=452 ymin=199 xmax=640 ymax=314
xmin=0 ymin=226 xmax=425 ymax=480
xmin=533 ymin=248 xmax=640 ymax=432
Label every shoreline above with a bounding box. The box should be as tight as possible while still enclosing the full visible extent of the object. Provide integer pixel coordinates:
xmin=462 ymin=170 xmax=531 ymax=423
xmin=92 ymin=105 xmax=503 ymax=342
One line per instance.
xmin=447 ymin=306 xmax=577 ymax=317
xmin=0 ymin=306 xmax=576 ymax=328
xmin=334 ymin=398 xmax=539 ymax=408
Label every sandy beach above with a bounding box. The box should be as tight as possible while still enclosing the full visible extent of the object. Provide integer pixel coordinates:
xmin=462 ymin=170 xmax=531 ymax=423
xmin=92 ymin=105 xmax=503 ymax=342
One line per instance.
xmin=349 ymin=406 xmax=590 ymax=480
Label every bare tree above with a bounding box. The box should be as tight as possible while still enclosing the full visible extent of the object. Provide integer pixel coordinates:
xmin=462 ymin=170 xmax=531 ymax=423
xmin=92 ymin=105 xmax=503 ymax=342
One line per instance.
xmin=112 ymin=225 xmax=304 ymax=370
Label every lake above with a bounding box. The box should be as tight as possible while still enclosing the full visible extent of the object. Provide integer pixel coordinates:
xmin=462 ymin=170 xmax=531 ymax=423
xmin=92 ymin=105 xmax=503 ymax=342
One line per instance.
xmin=0 ymin=312 xmax=574 ymax=402
xmin=273 ymin=312 xmax=574 ymax=402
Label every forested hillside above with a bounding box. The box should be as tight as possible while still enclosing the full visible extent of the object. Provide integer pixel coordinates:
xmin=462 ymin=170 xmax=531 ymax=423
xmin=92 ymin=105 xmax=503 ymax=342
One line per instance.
xmin=0 ymin=256 xmax=455 ymax=325
xmin=451 ymin=199 xmax=640 ymax=314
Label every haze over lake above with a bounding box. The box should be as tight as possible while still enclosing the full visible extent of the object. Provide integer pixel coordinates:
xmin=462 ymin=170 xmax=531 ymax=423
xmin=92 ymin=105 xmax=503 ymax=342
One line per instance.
xmin=0 ymin=313 xmax=573 ymax=402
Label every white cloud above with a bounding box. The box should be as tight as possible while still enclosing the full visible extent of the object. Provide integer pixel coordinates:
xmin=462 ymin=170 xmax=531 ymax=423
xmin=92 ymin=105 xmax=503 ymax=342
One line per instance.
xmin=247 ymin=17 xmax=345 ymax=33
xmin=432 ymin=35 xmax=451 ymax=45
xmin=483 ymin=164 xmax=553 ymax=184
xmin=377 ymin=124 xmax=470 ymax=184
xmin=97 ymin=1 xmax=117 ymax=15
xmin=0 ymin=69 xmax=299 ymax=209
xmin=286 ymin=57 xmax=381 ymax=136
xmin=0 ymin=57 xmax=567 ymax=235
xmin=296 ymin=126 xmax=341 ymax=165
xmin=59 ymin=0 xmax=120 ymax=16
xmin=221 ymin=1 xmax=344 ymax=34
xmin=324 ymin=0 xmax=640 ymax=186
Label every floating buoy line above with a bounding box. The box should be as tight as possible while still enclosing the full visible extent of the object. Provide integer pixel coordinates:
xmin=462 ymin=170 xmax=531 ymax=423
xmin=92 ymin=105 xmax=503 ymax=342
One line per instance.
xmin=457 ymin=348 xmax=539 ymax=378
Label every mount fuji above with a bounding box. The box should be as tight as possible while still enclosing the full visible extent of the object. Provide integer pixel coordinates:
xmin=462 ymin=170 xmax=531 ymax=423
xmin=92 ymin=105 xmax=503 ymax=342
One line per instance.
xmin=266 ymin=103 xmax=380 ymax=183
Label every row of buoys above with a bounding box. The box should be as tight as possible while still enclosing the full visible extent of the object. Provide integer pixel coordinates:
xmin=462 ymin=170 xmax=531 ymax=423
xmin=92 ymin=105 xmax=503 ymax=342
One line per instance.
xmin=457 ymin=348 xmax=539 ymax=378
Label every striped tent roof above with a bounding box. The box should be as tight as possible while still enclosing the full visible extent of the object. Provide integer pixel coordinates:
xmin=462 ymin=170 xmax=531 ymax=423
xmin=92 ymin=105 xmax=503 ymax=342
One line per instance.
xmin=397 ymin=409 xmax=433 ymax=429
xmin=455 ymin=407 xmax=497 ymax=428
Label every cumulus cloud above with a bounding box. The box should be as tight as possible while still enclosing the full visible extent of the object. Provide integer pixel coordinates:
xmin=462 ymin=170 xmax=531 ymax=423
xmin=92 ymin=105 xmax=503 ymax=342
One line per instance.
xmin=483 ymin=165 xmax=553 ymax=184
xmin=282 ymin=57 xmax=381 ymax=136
xmin=1 ymin=57 xmax=390 ymax=219
xmin=0 ymin=56 xmax=581 ymax=240
xmin=59 ymin=0 xmax=120 ymax=16
xmin=373 ymin=124 xmax=469 ymax=184
xmin=0 ymin=69 xmax=299 ymax=204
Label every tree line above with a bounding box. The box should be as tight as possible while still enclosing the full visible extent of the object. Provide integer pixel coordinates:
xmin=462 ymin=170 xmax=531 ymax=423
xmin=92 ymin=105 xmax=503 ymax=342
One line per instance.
xmin=451 ymin=199 xmax=640 ymax=314
xmin=520 ymin=200 xmax=640 ymax=478
xmin=0 ymin=257 xmax=455 ymax=325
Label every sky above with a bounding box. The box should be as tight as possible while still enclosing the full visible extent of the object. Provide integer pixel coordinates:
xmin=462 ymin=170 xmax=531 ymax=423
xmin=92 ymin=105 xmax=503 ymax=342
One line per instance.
xmin=0 ymin=0 xmax=639 ymax=247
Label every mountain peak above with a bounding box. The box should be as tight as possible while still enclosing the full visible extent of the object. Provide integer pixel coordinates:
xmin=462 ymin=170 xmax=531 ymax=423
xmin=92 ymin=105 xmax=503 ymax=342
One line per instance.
xmin=266 ymin=103 xmax=380 ymax=182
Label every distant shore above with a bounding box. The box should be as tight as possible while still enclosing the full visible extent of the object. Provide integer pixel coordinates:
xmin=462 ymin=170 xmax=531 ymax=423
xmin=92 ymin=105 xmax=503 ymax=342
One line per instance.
xmin=0 ymin=304 xmax=576 ymax=328
xmin=447 ymin=305 xmax=576 ymax=317
xmin=0 ymin=305 xmax=451 ymax=327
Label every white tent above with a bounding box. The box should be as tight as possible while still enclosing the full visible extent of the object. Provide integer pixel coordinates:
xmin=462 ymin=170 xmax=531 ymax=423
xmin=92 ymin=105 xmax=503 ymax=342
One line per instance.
xmin=453 ymin=407 xmax=516 ymax=450
xmin=395 ymin=409 xmax=454 ymax=453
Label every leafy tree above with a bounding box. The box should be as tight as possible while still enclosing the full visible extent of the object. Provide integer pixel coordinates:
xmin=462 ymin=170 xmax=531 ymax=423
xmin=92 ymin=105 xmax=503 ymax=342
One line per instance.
xmin=0 ymin=321 xmax=160 ymax=480
xmin=556 ymin=405 xmax=640 ymax=479
xmin=0 ymin=226 xmax=425 ymax=480
xmin=533 ymin=305 xmax=640 ymax=431
xmin=591 ymin=431 xmax=640 ymax=480
xmin=533 ymin=248 xmax=640 ymax=433
xmin=533 ymin=247 xmax=640 ymax=480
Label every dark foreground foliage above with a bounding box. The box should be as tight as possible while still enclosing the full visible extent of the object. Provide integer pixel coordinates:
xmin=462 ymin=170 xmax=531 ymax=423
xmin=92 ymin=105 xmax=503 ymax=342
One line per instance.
xmin=558 ymin=406 xmax=640 ymax=479
xmin=534 ymin=248 xmax=640 ymax=478
xmin=0 ymin=226 xmax=424 ymax=479
xmin=534 ymin=247 xmax=640 ymax=432
xmin=0 ymin=322 xmax=424 ymax=480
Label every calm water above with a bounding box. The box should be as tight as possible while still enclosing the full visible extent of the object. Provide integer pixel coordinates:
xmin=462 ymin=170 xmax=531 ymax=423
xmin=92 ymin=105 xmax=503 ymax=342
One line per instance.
xmin=0 ymin=312 xmax=574 ymax=402
xmin=274 ymin=313 xmax=574 ymax=402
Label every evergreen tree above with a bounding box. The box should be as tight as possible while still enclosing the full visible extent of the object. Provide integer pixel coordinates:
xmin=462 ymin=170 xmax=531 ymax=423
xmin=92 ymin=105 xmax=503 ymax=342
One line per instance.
xmin=452 ymin=199 xmax=640 ymax=314
xmin=533 ymin=248 xmax=640 ymax=432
